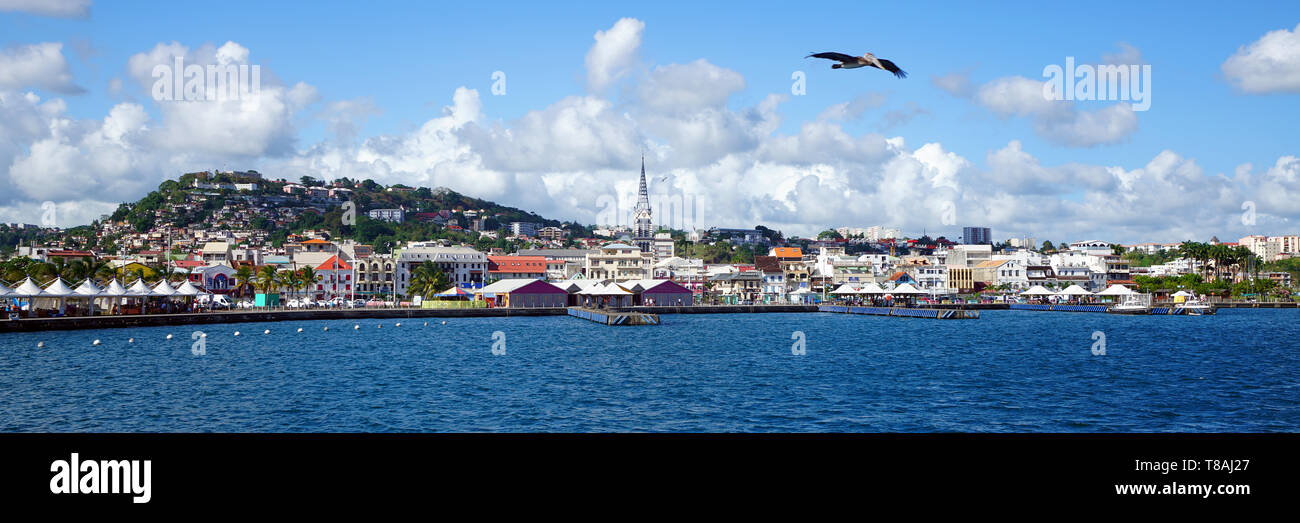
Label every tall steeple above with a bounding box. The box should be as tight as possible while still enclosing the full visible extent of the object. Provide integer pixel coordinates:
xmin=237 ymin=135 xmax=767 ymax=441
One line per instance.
xmin=632 ymin=154 xmax=654 ymax=253
xmin=635 ymin=155 xmax=650 ymax=213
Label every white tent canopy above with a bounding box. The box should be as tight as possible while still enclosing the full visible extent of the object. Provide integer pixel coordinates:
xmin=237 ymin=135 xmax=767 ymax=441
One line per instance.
xmin=1020 ymin=285 xmax=1055 ymax=296
xmin=889 ymin=283 xmax=924 ymax=295
xmin=830 ymin=284 xmax=859 ymax=295
xmin=1096 ymin=284 xmax=1137 ymax=296
xmin=860 ymin=283 xmax=886 ymax=294
xmin=101 ymin=279 xmax=129 ymax=297
xmin=580 ymin=283 xmax=633 ymax=296
xmin=1056 ymin=284 xmax=1093 ymax=296
xmin=41 ymin=278 xmax=76 ymax=296
xmin=0 ymin=281 xmax=11 ymax=297
xmin=126 ymin=279 xmax=153 ymax=296
xmin=10 ymin=277 xmax=45 ymax=297
xmin=1171 ymin=290 xmax=1195 ymax=297
xmin=151 ymin=280 xmax=177 ymax=296
xmin=73 ymin=279 xmax=103 ymax=296
xmin=174 ymin=280 xmax=205 ymax=296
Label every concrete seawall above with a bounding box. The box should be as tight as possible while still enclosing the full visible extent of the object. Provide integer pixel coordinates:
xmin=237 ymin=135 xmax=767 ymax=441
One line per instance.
xmin=0 ymin=305 xmax=815 ymax=332
xmin=0 ymin=307 xmax=567 ymax=332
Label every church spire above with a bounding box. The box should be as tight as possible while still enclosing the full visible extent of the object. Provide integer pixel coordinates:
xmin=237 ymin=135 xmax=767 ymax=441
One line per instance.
xmin=637 ymin=154 xmax=649 ymax=208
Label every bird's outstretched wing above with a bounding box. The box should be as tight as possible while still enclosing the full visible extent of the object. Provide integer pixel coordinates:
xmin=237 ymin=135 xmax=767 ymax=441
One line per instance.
xmin=806 ymin=52 xmax=856 ymax=62
xmin=877 ymin=58 xmax=907 ymax=78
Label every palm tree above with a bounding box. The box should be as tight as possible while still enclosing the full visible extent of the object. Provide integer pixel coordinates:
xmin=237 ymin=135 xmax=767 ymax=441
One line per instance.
xmin=254 ymin=265 xmax=282 ymax=301
xmin=71 ymin=256 xmax=115 ymax=284
xmin=234 ymin=266 xmax=254 ymax=297
xmin=408 ymin=261 xmax=447 ymax=299
xmin=297 ymin=266 xmax=318 ymax=301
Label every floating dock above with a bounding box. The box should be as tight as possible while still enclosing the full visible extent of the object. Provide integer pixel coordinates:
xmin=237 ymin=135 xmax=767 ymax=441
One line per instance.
xmin=1009 ymin=304 xmax=1215 ymax=315
xmin=567 ymin=307 xmax=660 ymax=326
xmin=818 ymin=305 xmax=979 ymax=319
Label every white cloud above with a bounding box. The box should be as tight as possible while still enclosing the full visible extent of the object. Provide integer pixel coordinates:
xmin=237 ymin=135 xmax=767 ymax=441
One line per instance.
xmin=975 ymin=75 xmax=1138 ymax=147
xmin=1222 ymin=23 xmax=1300 ymax=94
xmin=585 ymin=18 xmax=644 ymax=93
xmin=1 ymin=22 xmax=1293 ymax=246
xmin=636 ymin=59 xmax=745 ymax=114
xmin=0 ymin=43 xmax=83 ymax=93
xmin=816 ymin=92 xmax=887 ymax=121
xmin=0 ymin=0 xmax=90 ymax=18
xmin=931 ymin=70 xmax=973 ymax=97
xmin=124 ymin=41 xmax=314 ymax=157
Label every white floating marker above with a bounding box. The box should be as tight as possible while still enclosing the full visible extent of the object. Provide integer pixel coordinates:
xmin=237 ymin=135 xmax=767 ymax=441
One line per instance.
xmin=297 ymin=328 xmax=303 ymax=333
xmin=395 ymin=323 xmax=401 ymax=327
xmin=37 ymin=341 xmax=44 ymax=348
xmin=128 ymin=338 xmax=134 ymax=344
xmin=323 ymin=326 xmax=329 ymax=331
xmin=354 ymin=324 xmax=360 ymax=330
xmin=263 ymin=329 xmax=270 ymax=335
xmin=441 ymin=321 xmax=446 ymax=325
xmin=234 ymin=331 xmax=241 ymax=336
xmin=92 ymin=339 xmax=100 ymax=346
xmin=166 ymin=334 xmax=173 ymax=340
xmin=377 ymin=324 xmax=382 ymax=329
xmin=423 ymin=322 xmax=428 ymax=326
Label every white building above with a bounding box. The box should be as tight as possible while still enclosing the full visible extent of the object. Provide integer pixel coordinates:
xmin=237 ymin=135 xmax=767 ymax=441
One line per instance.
xmin=585 ymin=243 xmax=653 ymax=282
xmin=394 ymin=245 xmax=487 ymax=295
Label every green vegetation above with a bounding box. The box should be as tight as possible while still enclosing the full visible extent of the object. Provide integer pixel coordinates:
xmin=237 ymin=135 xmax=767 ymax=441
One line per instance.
xmin=1122 ymin=249 xmax=1180 ymax=267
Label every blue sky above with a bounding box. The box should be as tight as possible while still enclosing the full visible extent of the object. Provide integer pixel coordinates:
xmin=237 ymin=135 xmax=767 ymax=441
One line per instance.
xmin=2 ymin=0 xmax=1299 ymax=242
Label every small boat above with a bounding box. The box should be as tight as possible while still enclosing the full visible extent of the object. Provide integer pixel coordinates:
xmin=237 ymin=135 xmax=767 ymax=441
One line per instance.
xmin=1177 ymin=297 xmax=1216 ymax=315
xmin=1108 ymin=294 xmax=1151 ymax=315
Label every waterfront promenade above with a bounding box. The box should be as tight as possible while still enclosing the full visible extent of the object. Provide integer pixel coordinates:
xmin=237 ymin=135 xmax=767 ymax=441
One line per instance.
xmin=2 ymin=301 xmax=1292 ymax=332
xmin=0 ymin=304 xmax=818 ymax=332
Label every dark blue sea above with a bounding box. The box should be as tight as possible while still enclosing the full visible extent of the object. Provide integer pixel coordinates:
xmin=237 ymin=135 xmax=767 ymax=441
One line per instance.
xmin=1 ymin=310 xmax=1297 ymax=432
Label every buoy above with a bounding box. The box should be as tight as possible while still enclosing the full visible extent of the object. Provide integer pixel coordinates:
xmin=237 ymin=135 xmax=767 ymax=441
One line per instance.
xmin=441 ymin=321 xmax=446 ymax=325
xmin=92 ymin=339 xmax=100 ymax=346
xmin=323 ymin=327 xmax=329 ymax=331
xmin=36 ymin=341 xmax=44 ymax=348
xmin=395 ymin=323 xmax=401 ymax=327
xmin=423 ymin=322 xmax=428 ymax=326
xmin=377 ymin=324 xmax=382 ymax=329
xmin=200 ymin=333 xmax=207 ymax=338
xmin=166 ymin=334 xmax=173 ymax=340
xmin=354 ymin=324 xmax=360 ymax=330
xmin=128 ymin=338 xmax=134 ymax=343
xmin=297 ymin=328 xmax=303 ymax=333
xmin=234 ymin=331 xmax=241 ymax=336
xmin=263 ymin=329 xmax=270 ymax=335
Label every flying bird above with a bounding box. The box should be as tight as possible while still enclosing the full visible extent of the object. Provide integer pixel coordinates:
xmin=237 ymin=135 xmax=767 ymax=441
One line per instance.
xmin=806 ymin=52 xmax=907 ymax=78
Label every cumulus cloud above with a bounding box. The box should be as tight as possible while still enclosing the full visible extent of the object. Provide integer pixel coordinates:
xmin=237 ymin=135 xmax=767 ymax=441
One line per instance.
xmin=585 ymin=18 xmax=644 ymax=93
xmin=1222 ymin=22 xmax=1300 ymax=94
xmin=636 ymin=59 xmax=745 ymax=114
xmin=1 ymin=19 xmax=1293 ymax=245
xmin=124 ymin=41 xmax=313 ymax=157
xmin=931 ymin=70 xmax=974 ymax=97
xmin=975 ymin=75 xmax=1138 ymax=147
xmin=816 ymin=92 xmax=887 ymax=121
xmin=0 ymin=43 xmax=83 ymax=93
xmin=0 ymin=0 xmax=90 ymax=18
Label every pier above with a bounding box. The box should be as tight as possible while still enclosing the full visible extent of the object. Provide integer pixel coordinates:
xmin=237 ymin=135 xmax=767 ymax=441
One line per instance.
xmin=818 ymin=305 xmax=980 ymax=320
xmin=1010 ymin=303 xmax=1218 ymax=315
xmin=567 ymin=307 xmax=660 ymax=326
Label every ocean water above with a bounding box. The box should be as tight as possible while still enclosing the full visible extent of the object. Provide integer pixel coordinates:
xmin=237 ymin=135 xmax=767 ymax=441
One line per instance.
xmin=0 ymin=310 xmax=1297 ymax=432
